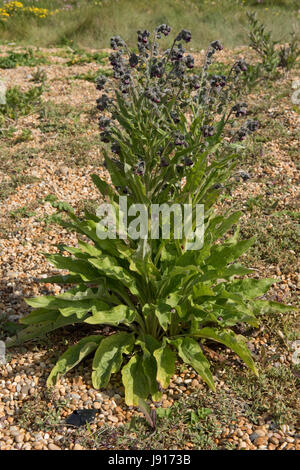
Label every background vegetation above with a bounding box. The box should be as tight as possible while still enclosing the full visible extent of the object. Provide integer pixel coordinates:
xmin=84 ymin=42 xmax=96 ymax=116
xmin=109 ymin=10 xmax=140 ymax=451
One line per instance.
xmin=0 ymin=0 xmax=299 ymax=49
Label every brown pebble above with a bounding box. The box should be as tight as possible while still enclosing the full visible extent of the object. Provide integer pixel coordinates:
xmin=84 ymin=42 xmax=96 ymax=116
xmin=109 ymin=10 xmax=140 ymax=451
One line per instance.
xmin=107 ymin=415 xmax=118 ymax=423
xmin=254 ymin=437 xmax=268 ymax=446
xmin=74 ymin=443 xmax=83 ymax=450
xmin=48 ymin=443 xmax=61 ymax=450
xmin=269 ymin=436 xmax=279 ymax=445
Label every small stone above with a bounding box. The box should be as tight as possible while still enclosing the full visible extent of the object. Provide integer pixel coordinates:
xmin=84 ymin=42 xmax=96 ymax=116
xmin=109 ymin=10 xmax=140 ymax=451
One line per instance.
xmin=14 ymin=434 xmax=24 ymax=443
xmin=249 ymin=430 xmax=265 ymax=441
xmin=48 ymin=443 xmax=61 ymax=450
xmin=269 ymin=436 xmax=279 ymax=445
xmin=32 ymin=442 xmax=44 ymax=450
xmin=278 ymin=442 xmax=287 ymax=450
xmin=59 ymin=166 xmax=69 ymax=176
xmin=73 ymin=443 xmax=83 ymax=450
xmin=254 ymin=436 xmax=268 ymax=446
xmin=94 ymin=402 xmax=102 ymax=410
xmin=70 ymin=393 xmax=81 ymax=401
xmin=162 ymin=401 xmax=171 ymax=408
xmin=107 ymin=415 xmax=118 ymax=423
xmin=20 ymin=386 xmax=30 ymax=396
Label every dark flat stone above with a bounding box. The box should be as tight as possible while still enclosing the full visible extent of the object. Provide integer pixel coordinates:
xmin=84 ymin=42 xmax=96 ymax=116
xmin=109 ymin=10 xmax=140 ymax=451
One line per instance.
xmin=65 ymin=409 xmax=98 ymax=427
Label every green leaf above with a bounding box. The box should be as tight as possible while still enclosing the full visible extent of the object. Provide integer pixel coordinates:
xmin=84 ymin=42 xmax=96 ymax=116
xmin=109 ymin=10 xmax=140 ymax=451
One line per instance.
xmin=153 ymin=343 xmax=176 ymax=389
xmin=25 ymin=290 xmax=109 ymax=320
xmin=88 ymin=256 xmax=139 ymax=295
xmin=77 ymin=240 xmax=102 ymax=258
xmin=59 ymin=299 xmax=108 ymax=319
xmin=190 ymin=407 xmax=212 ymax=424
xmin=91 ymin=173 xmax=116 ymax=200
xmin=85 ymin=304 xmax=136 ymax=326
xmin=249 ymin=299 xmax=296 ymax=315
xmin=20 ymin=308 xmax=59 ymax=325
xmin=5 ymin=314 xmax=83 ymax=347
xmin=212 ymin=211 xmax=242 ymax=241
xmin=155 ymin=303 xmax=172 ymax=331
xmin=218 ymin=263 xmax=253 ymax=278
xmin=92 ymin=332 xmax=135 ymax=388
xmin=137 ymin=335 xmax=162 ymax=402
xmin=37 ymin=274 xmax=83 ymax=284
xmin=156 ymin=407 xmax=172 ymax=418
xmin=47 ymin=335 xmax=103 ymax=386
xmin=197 ymin=407 xmax=212 ymax=419
xmin=169 ymin=337 xmax=215 ymax=391
xmin=225 ymin=278 xmax=276 ymax=299
xmin=44 ymin=254 xmax=101 ymax=281
xmin=121 ymin=354 xmax=150 ymax=406
xmin=206 ymin=237 xmax=256 ymax=269
xmin=195 ymin=327 xmax=258 ymax=375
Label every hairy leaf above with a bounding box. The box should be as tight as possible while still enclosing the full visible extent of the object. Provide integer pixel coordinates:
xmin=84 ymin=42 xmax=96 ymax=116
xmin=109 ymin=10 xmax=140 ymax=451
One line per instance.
xmin=170 ymin=337 xmax=215 ymax=391
xmin=92 ymin=332 xmax=135 ymax=388
xmin=121 ymin=355 xmax=150 ymax=406
xmin=47 ymin=335 xmax=103 ymax=386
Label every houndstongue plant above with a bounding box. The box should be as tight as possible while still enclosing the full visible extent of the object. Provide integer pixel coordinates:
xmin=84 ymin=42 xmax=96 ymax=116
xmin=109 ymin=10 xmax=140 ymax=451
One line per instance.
xmin=6 ymin=26 xmax=293 ymax=406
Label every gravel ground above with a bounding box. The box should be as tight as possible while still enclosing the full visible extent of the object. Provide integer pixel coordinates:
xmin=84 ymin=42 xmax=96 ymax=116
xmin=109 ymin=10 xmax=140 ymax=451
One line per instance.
xmin=0 ymin=45 xmax=299 ymax=450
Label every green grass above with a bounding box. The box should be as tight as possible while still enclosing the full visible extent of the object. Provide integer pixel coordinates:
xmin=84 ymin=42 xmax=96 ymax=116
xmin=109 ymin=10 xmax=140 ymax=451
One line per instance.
xmin=0 ymin=0 xmax=299 ymax=49
xmin=66 ymin=50 xmax=108 ymax=66
xmin=0 ymin=48 xmax=48 ymax=69
xmin=0 ymin=85 xmax=44 ymax=121
xmin=0 ymin=174 xmax=40 ymax=201
xmin=71 ymin=68 xmax=113 ymax=83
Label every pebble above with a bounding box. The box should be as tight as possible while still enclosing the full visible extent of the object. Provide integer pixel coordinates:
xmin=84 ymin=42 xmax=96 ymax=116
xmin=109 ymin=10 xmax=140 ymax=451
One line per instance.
xmin=254 ymin=437 xmax=268 ymax=446
xmin=107 ymin=415 xmax=118 ymax=423
xmin=269 ymin=436 xmax=279 ymax=445
xmin=73 ymin=443 xmax=84 ymax=450
xmin=249 ymin=430 xmax=265 ymax=441
xmin=48 ymin=443 xmax=61 ymax=450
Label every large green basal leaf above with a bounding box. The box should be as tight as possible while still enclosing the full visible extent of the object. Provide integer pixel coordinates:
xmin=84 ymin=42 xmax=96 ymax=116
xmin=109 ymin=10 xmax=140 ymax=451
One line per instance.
xmin=121 ymin=354 xmax=150 ymax=406
xmin=25 ymin=296 xmax=108 ymax=320
xmin=170 ymin=337 xmax=215 ymax=391
xmin=6 ymin=313 xmax=83 ymax=347
xmin=47 ymin=335 xmax=103 ymax=386
xmin=20 ymin=308 xmax=60 ymax=325
xmin=59 ymin=300 xmax=109 ymax=318
xmin=44 ymin=254 xmax=101 ymax=281
xmin=137 ymin=335 xmax=162 ymax=402
xmin=153 ymin=343 xmax=176 ymax=389
xmin=92 ymin=332 xmax=135 ymax=389
xmin=38 ymin=274 xmax=83 ymax=285
xmin=195 ymin=327 xmax=258 ymax=375
xmin=84 ymin=304 xmax=136 ymax=326
xmin=25 ymin=287 xmax=111 ymax=319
